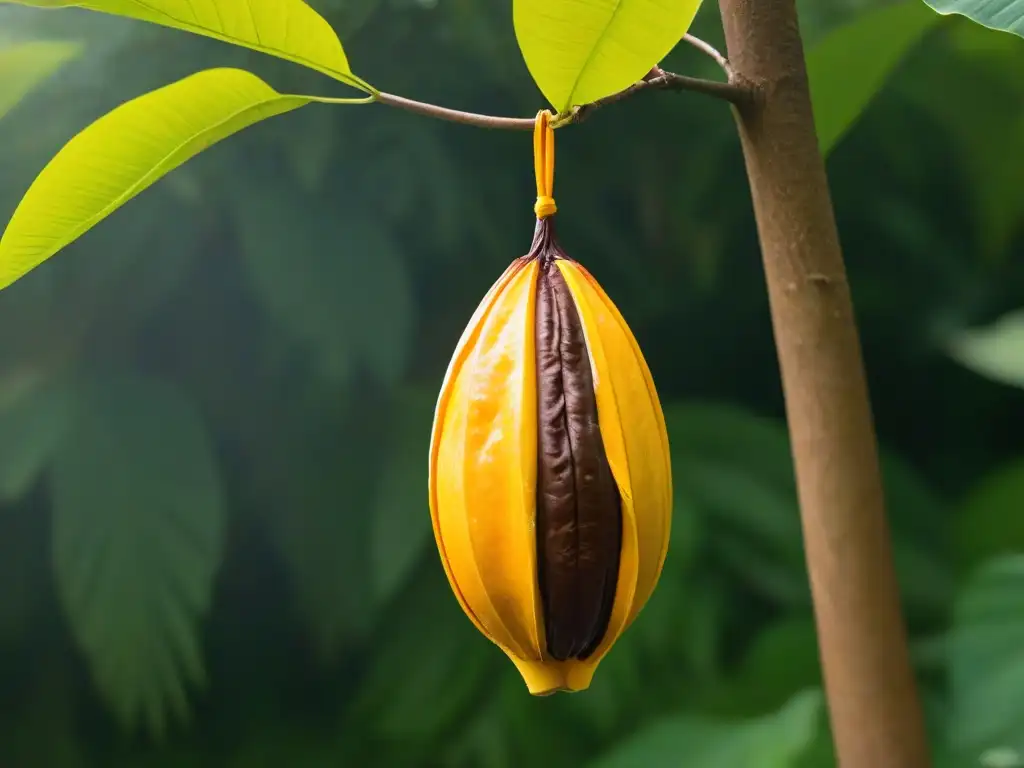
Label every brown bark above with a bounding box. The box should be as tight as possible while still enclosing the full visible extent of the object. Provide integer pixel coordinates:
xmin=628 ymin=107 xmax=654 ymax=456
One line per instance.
xmin=716 ymin=1 xmax=931 ymax=766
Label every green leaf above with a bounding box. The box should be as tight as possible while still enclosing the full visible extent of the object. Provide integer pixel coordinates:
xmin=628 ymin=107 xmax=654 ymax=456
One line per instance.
xmin=370 ymin=388 xmax=436 ymax=606
xmin=664 ymin=401 xmax=951 ymax=616
xmin=948 ymin=556 xmax=1024 ymax=755
xmin=664 ymin=402 xmax=807 ymax=604
xmin=512 ymin=0 xmax=703 ymax=111
xmin=591 ymin=689 xmax=824 ymax=768
xmin=49 ymin=372 xmax=226 ymax=735
xmin=923 ymin=0 xmax=1024 ymax=38
xmin=0 ymin=40 xmax=83 ymax=120
xmin=0 ymin=68 xmax=368 ymax=292
xmin=947 ymin=310 xmax=1024 ymax=389
xmin=0 ymin=371 xmax=71 ymax=502
xmin=808 ymin=0 xmax=941 ymax=155
xmin=233 ymin=188 xmax=415 ymax=386
xmin=3 ymin=0 xmax=370 ymax=88
xmin=954 ymin=458 xmax=1024 ymax=573
xmin=895 ymin=24 xmax=1024 ymax=261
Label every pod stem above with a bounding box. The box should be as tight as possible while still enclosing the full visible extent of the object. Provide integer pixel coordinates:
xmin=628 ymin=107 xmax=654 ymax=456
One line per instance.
xmin=717 ymin=1 xmax=931 ymax=766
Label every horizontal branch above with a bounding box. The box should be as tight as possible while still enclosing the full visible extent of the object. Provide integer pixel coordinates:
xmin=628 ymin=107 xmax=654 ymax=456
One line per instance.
xmin=563 ymin=69 xmax=749 ymax=126
xmin=372 ymin=34 xmax=752 ymax=131
xmin=372 ymin=91 xmax=538 ymax=130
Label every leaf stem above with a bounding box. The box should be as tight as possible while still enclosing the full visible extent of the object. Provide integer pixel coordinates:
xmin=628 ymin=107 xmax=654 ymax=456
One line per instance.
xmin=682 ymin=33 xmax=733 ymax=77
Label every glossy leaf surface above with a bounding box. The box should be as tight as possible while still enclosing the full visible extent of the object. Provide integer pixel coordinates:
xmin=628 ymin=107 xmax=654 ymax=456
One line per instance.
xmin=0 ymin=68 xmax=362 ymax=291
xmin=513 ymin=0 xmax=703 ymax=111
xmin=2 ymin=0 xmax=368 ymax=87
xmin=924 ymin=0 xmax=1024 ymax=37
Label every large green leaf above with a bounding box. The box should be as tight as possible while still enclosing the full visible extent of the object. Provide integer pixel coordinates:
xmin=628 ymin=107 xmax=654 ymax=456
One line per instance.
xmin=3 ymin=0 xmax=370 ymax=88
xmin=513 ymin=0 xmax=703 ymax=111
xmin=923 ymin=0 xmax=1024 ymax=37
xmin=664 ymin=401 xmax=951 ymax=615
xmin=49 ymin=372 xmax=226 ymax=734
xmin=948 ymin=556 xmax=1024 ymax=757
xmin=0 ymin=40 xmax=83 ymax=120
xmin=895 ymin=21 xmax=1024 ymax=261
xmin=590 ymin=689 xmax=823 ymax=768
xmin=233 ymin=187 xmax=415 ymax=386
xmin=0 ymin=67 xmax=371 ymax=292
xmin=807 ymin=0 xmax=941 ymax=155
xmin=664 ymin=402 xmax=826 ymax=605
xmin=947 ymin=310 xmax=1024 ymax=389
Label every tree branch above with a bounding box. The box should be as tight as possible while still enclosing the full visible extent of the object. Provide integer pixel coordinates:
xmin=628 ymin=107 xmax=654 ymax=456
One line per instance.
xmin=373 ymin=36 xmax=751 ymax=130
xmin=562 ymin=71 xmax=750 ymax=126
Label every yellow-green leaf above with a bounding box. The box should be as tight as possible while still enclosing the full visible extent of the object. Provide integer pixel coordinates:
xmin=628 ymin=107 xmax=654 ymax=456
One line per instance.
xmin=0 ymin=40 xmax=83 ymax=120
xmin=3 ymin=0 xmax=370 ymax=90
xmin=0 ymin=67 xmax=367 ymax=291
xmin=513 ymin=0 xmax=703 ymax=111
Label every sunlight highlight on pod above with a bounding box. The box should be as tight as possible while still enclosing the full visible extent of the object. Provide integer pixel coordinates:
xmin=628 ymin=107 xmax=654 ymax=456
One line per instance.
xmin=428 ymin=111 xmax=672 ymax=694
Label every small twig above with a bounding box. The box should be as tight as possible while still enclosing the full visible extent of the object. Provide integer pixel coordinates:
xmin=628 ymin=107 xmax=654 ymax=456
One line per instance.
xmin=682 ymin=33 xmax=733 ymax=77
xmin=374 ymin=63 xmax=751 ymax=131
xmin=371 ymin=91 xmax=537 ymax=130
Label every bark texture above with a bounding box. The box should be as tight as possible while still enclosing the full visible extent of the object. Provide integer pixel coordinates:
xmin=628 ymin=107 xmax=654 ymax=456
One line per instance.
xmin=716 ymin=1 xmax=931 ymax=765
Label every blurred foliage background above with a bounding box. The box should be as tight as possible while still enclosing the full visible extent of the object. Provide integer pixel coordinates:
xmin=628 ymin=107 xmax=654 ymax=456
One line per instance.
xmin=3 ymin=0 xmax=1024 ymax=765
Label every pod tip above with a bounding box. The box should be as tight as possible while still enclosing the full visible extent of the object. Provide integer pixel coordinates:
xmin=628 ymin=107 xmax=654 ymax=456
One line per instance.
xmin=509 ymin=656 xmax=598 ymax=695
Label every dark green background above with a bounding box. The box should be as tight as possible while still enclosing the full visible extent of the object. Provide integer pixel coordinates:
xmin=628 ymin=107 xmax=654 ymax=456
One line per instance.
xmin=2 ymin=0 xmax=1024 ymax=764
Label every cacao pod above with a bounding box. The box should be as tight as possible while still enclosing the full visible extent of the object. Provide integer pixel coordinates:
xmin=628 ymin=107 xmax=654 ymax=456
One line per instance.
xmin=427 ymin=112 xmax=672 ymax=695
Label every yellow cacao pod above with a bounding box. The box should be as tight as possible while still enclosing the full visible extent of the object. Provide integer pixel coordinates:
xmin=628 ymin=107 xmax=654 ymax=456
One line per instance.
xmin=428 ymin=217 xmax=673 ymax=695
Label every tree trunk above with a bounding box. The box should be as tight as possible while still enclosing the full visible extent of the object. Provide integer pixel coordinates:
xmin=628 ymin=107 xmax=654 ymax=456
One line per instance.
xmin=716 ymin=1 xmax=931 ymax=766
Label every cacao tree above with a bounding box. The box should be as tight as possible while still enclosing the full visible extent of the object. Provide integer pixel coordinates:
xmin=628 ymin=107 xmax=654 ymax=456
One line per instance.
xmin=1 ymin=0 xmax=1024 ymax=766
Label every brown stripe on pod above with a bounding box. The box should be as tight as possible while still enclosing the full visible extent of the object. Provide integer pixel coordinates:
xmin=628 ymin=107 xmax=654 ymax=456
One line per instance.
xmin=533 ymin=225 xmax=622 ymax=661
